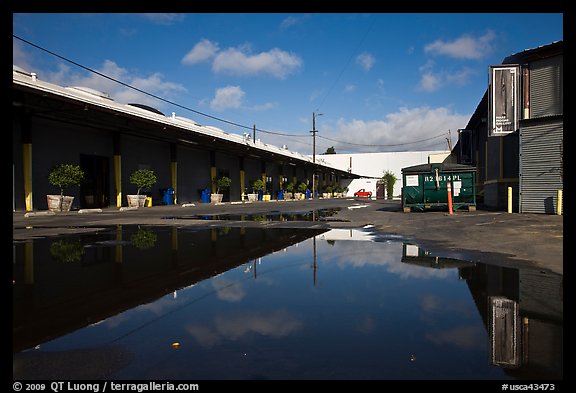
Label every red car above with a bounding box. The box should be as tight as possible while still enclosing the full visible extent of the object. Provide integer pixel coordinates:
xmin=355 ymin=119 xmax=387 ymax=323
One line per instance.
xmin=353 ymin=189 xmax=372 ymax=198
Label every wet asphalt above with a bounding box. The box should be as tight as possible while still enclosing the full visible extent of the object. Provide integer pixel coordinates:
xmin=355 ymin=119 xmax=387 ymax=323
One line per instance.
xmin=13 ymin=197 xmax=563 ymax=275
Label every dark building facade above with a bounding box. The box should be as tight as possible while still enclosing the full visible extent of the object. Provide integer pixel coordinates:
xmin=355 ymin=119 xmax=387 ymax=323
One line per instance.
xmin=455 ymin=41 xmax=563 ymax=213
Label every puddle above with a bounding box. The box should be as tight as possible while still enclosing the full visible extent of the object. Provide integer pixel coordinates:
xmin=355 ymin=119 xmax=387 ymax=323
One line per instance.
xmin=161 ymin=208 xmax=345 ymax=222
xmin=13 ymin=226 xmax=562 ymax=380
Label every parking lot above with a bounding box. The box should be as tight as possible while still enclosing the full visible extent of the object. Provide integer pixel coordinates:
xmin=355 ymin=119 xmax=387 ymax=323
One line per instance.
xmin=13 ymin=198 xmax=563 ymax=275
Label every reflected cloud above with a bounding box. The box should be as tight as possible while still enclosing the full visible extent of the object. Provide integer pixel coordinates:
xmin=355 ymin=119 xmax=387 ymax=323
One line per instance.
xmin=212 ymin=278 xmax=245 ymax=302
xmin=426 ymin=325 xmax=486 ymax=350
xmin=320 ymin=241 xmax=456 ymax=280
xmin=356 ymin=315 xmax=376 ymax=334
xmin=186 ymin=310 xmax=302 ymax=348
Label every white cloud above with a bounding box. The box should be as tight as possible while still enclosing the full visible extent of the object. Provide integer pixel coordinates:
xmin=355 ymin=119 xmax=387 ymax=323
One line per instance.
xmin=212 ymin=278 xmax=245 ymax=302
xmin=418 ymin=72 xmax=442 ymax=92
xmin=210 ymin=85 xmax=245 ymax=111
xmin=139 ymin=13 xmax=186 ymax=25
xmin=417 ymin=60 xmax=476 ymax=92
xmin=424 ymin=30 xmax=496 ymax=60
xmin=183 ymin=39 xmax=302 ymax=79
xmin=446 ymin=67 xmax=476 ymax=86
xmin=280 ymin=15 xmax=310 ymax=29
xmin=38 ymin=59 xmax=186 ymax=107
xmin=344 ymin=84 xmax=356 ymax=93
xmin=426 ymin=325 xmax=486 ymax=350
xmin=186 ymin=310 xmax=303 ymax=348
xmin=356 ymin=52 xmax=375 ymax=72
xmin=326 ymin=106 xmax=469 ymax=152
xmin=182 ymin=39 xmax=220 ymax=65
xmin=212 ymin=46 xmax=302 ymax=79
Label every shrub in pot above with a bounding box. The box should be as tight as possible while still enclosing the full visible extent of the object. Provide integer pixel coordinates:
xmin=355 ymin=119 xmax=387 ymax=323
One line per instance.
xmin=128 ymin=168 xmax=157 ymax=207
xmin=250 ymin=179 xmax=265 ymax=201
xmin=211 ymin=176 xmax=231 ymax=203
xmin=47 ymin=163 xmax=85 ymax=211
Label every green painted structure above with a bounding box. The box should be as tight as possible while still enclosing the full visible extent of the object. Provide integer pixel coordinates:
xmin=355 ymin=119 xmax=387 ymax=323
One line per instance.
xmin=401 ymin=163 xmax=476 ymax=212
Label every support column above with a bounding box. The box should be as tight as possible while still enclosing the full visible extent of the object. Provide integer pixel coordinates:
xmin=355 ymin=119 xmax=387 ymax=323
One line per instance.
xmin=239 ymin=157 xmax=245 ymax=201
xmin=23 ymin=143 xmax=33 ymax=212
xmin=210 ymin=151 xmax=217 ymax=194
xmin=171 ymin=143 xmax=178 ymax=204
xmin=261 ymin=160 xmax=267 ymax=193
xmin=113 ymin=134 xmax=122 ymax=208
xmin=278 ymin=164 xmax=284 ymax=192
xmin=21 ymin=115 xmax=33 ymax=212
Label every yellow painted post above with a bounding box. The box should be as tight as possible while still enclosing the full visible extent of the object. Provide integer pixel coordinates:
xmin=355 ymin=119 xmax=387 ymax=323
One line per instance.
xmin=171 ymin=161 xmax=178 ymax=204
xmin=240 ymin=169 xmax=245 ymax=201
xmin=507 ymin=187 xmax=512 ymax=213
xmin=22 ymin=143 xmax=33 ymax=211
xmin=114 ymin=155 xmax=122 ymax=208
xmin=557 ymin=190 xmax=563 ymax=215
xmin=210 ymin=166 xmax=217 ymax=194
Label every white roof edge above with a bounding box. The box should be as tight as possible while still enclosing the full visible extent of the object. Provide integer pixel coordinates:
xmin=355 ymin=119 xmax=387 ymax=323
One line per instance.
xmin=13 ymin=71 xmax=341 ymax=170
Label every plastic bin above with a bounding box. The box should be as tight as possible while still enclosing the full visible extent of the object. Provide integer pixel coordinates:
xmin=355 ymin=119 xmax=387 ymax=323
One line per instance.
xmin=161 ymin=187 xmax=174 ymax=205
xmin=200 ymin=188 xmax=210 ymax=203
xmin=401 ymin=163 xmax=476 ymax=212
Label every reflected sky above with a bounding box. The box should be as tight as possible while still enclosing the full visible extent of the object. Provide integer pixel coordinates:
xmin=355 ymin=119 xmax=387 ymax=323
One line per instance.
xmin=13 ymin=227 xmax=562 ymax=380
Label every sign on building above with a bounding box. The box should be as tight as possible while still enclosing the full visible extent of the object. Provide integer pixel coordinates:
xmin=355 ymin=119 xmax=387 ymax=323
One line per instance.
xmin=488 ymin=65 xmax=520 ymax=136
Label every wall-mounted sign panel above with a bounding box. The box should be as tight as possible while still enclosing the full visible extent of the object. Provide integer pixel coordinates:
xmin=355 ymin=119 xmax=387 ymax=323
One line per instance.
xmin=488 ymin=65 xmax=520 ymax=136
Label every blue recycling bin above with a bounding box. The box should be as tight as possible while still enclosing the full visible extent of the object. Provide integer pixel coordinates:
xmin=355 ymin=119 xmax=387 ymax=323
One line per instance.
xmin=258 ymin=190 xmax=263 ymax=201
xmin=305 ymin=189 xmax=311 ymax=199
xmin=162 ymin=187 xmax=175 ymax=205
xmin=278 ymin=190 xmax=284 ymax=200
xmin=200 ymin=188 xmax=210 ymax=203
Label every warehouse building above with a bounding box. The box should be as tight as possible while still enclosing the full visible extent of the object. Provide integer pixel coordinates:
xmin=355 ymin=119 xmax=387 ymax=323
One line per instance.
xmin=453 ymin=40 xmax=563 ymax=214
xmin=12 ymin=68 xmax=358 ymax=212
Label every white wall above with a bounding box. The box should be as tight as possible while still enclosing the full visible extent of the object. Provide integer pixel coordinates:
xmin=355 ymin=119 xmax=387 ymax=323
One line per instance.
xmin=319 ymin=151 xmax=450 ymax=198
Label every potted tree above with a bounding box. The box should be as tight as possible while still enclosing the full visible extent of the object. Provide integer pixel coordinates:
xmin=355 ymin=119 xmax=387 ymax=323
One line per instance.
xmin=127 ymin=168 xmax=157 ymax=207
xmin=295 ymin=182 xmax=308 ymax=200
xmin=211 ymin=176 xmax=231 ymax=203
xmin=47 ymin=163 xmax=85 ymax=212
xmin=250 ymin=179 xmax=265 ymax=201
xmin=284 ymin=181 xmax=295 ymax=200
xmin=382 ymin=170 xmax=398 ymax=200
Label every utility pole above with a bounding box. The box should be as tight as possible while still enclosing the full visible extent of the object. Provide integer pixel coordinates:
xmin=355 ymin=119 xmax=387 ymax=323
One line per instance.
xmin=311 ymin=112 xmax=322 ymax=199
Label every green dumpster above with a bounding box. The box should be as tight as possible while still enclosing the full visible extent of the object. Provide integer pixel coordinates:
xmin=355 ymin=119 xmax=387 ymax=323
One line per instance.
xmin=401 ymin=163 xmax=476 ymax=213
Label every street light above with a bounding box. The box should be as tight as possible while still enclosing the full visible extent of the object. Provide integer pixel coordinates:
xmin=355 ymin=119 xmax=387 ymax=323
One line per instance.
xmin=311 ymin=112 xmax=323 ymax=199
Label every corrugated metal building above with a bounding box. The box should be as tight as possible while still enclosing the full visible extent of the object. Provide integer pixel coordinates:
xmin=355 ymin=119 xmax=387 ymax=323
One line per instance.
xmin=455 ymin=41 xmax=563 ymax=213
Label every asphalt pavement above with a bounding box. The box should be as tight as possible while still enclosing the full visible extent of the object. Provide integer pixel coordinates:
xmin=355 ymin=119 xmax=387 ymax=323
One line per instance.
xmin=13 ymin=197 xmax=563 ymax=275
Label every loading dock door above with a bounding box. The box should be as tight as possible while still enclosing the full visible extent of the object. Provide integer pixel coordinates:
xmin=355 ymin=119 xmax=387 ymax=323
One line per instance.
xmin=80 ymin=154 xmax=110 ymax=208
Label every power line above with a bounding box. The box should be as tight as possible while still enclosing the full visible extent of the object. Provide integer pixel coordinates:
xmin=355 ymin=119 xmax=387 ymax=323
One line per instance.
xmin=13 ymin=34 xmax=310 ymax=139
xmin=315 ymin=15 xmax=377 ymax=112
xmin=317 ymin=131 xmax=449 ymax=147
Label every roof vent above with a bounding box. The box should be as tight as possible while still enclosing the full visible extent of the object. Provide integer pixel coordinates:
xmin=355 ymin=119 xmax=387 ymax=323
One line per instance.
xmin=127 ymin=103 xmax=165 ymax=116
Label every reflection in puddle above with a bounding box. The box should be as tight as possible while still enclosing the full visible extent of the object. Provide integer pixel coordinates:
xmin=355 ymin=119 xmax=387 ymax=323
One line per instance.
xmin=13 ymin=226 xmax=562 ymax=380
xmin=161 ymin=208 xmax=344 ymax=222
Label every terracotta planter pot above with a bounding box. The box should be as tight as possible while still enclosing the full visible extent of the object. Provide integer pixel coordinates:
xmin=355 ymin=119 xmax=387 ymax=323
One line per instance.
xmin=127 ymin=195 xmax=146 ymax=207
xmin=47 ymin=195 xmax=74 ymax=212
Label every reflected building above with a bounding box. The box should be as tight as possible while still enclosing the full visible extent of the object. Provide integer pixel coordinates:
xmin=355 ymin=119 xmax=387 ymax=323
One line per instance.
xmin=13 ymin=226 xmax=327 ymax=353
xmin=402 ymin=243 xmax=563 ymax=379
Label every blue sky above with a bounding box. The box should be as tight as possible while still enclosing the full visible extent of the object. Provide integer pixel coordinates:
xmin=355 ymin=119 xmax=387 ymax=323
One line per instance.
xmin=13 ymin=13 xmax=563 ymax=154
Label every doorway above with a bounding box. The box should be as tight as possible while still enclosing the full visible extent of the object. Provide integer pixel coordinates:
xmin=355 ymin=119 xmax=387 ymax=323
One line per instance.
xmin=80 ymin=154 xmax=110 ymax=208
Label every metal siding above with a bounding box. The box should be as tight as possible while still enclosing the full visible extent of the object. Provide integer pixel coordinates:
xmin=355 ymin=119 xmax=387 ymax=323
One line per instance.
xmin=530 ymin=57 xmax=563 ymax=118
xmin=519 ymin=120 xmax=563 ymax=213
